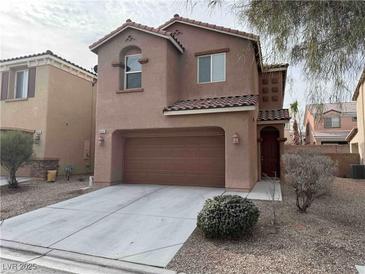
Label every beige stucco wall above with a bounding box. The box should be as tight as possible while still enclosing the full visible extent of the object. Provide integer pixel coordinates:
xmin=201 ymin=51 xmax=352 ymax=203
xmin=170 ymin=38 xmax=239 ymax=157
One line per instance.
xmin=0 ymin=65 xmax=50 ymax=158
xmin=164 ymin=22 xmax=259 ymax=100
xmin=45 ymin=66 xmax=96 ymax=174
xmin=1 ymin=64 xmax=96 ymax=176
xmin=258 ymin=71 xmax=284 ymax=110
xmin=352 ymin=80 xmax=365 ymax=163
xmin=94 ymin=27 xmax=260 ymax=190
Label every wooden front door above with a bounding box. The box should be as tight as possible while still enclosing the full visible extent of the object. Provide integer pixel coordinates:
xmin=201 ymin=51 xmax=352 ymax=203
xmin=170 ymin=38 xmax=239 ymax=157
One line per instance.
xmin=261 ymin=127 xmax=280 ymax=178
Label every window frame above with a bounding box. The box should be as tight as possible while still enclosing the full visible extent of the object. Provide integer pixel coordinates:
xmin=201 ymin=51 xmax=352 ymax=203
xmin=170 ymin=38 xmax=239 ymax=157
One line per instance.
xmin=197 ymin=52 xmax=226 ymax=84
xmin=324 ymin=116 xmax=341 ymax=128
xmin=124 ymin=54 xmax=142 ymax=90
xmin=14 ymin=69 xmax=29 ymax=99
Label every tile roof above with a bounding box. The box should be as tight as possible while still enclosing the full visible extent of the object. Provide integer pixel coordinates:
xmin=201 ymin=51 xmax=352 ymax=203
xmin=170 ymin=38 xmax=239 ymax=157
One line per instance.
xmin=89 ymin=19 xmax=184 ymax=53
xmin=0 ymin=50 xmax=96 ymax=76
xmin=258 ymin=109 xmax=290 ymax=121
xmin=307 ymin=102 xmax=356 ymax=114
xmin=263 ymin=63 xmax=289 ymax=71
xmin=314 ymin=130 xmax=351 ymax=140
xmin=346 ymin=128 xmax=358 ymax=142
xmin=159 ymin=14 xmax=259 ymax=42
xmin=164 ymin=95 xmax=257 ymax=112
xmin=352 ymin=68 xmax=365 ymax=101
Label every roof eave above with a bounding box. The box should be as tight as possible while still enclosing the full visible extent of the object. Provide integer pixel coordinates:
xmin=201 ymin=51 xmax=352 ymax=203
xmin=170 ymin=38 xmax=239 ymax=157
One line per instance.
xmin=164 ymin=105 xmax=256 ymax=116
xmin=257 ymin=119 xmax=289 ymax=125
xmin=90 ymin=25 xmax=183 ymax=54
xmin=160 ymin=18 xmax=263 ymax=71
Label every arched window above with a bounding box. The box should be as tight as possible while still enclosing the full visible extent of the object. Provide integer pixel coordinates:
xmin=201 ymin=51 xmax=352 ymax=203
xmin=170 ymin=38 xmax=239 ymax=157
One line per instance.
xmin=119 ymin=46 xmax=142 ymax=90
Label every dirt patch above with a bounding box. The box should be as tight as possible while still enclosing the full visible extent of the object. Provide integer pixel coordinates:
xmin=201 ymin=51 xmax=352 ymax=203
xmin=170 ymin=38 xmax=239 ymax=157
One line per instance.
xmin=0 ymin=176 xmax=104 ymax=220
xmin=168 ymin=178 xmax=365 ymax=273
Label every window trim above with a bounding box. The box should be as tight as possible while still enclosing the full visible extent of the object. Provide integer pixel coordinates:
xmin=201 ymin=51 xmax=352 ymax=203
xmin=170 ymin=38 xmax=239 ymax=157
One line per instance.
xmin=197 ymin=52 xmax=226 ymax=84
xmin=14 ymin=69 xmax=29 ymax=99
xmin=124 ymin=54 xmax=142 ymax=90
xmin=324 ymin=116 xmax=341 ymax=128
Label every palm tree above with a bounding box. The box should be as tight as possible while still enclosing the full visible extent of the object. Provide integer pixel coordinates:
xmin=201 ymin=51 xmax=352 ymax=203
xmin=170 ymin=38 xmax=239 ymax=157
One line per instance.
xmin=290 ymin=100 xmax=301 ymax=145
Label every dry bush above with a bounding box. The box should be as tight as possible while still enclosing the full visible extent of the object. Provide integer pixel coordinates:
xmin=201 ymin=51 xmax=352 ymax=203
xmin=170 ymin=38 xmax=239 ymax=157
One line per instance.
xmin=282 ymin=150 xmax=336 ymax=212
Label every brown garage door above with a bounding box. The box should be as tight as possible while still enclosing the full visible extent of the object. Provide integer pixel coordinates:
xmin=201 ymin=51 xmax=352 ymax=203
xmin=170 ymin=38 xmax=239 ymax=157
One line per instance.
xmin=124 ymin=135 xmax=225 ymax=187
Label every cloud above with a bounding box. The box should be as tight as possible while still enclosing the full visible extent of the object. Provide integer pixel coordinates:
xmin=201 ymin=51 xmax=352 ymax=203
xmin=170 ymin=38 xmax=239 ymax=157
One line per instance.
xmin=0 ymin=0 xmax=309 ymax=107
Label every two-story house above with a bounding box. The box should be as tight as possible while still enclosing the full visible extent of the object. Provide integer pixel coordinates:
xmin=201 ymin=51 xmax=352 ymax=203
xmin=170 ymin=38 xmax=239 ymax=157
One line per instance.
xmin=90 ymin=15 xmax=290 ymax=191
xmin=0 ymin=51 xmax=97 ymax=177
xmin=304 ymin=102 xmax=357 ymax=145
xmin=348 ymin=69 xmax=365 ymax=162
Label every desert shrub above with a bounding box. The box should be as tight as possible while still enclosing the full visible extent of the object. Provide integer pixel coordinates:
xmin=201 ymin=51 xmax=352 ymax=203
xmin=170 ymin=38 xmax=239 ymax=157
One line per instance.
xmin=282 ymin=150 xmax=336 ymax=212
xmin=0 ymin=131 xmax=33 ymax=188
xmin=197 ymin=195 xmax=260 ymax=239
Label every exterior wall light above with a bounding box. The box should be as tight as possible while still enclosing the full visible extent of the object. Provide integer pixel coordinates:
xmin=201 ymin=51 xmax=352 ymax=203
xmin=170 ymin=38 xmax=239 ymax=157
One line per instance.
xmin=232 ymin=133 xmax=240 ymax=144
xmin=34 ymin=130 xmax=42 ymax=144
xmin=98 ymin=129 xmax=106 ymax=146
xmin=98 ymin=135 xmax=105 ymax=145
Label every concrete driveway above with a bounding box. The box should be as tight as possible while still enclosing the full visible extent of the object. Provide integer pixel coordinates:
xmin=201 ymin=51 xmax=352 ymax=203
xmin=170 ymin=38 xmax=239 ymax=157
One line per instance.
xmin=0 ymin=184 xmax=224 ymax=267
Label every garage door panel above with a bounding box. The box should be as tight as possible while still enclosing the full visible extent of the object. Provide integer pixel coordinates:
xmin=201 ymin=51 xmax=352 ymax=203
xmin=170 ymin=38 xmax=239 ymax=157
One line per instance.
xmin=124 ymin=135 xmax=225 ymax=187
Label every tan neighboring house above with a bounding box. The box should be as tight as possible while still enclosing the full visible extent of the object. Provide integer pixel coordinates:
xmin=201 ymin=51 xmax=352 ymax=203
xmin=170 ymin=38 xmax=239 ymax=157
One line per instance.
xmin=348 ymin=69 xmax=365 ymax=162
xmin=90 ymin=15 xmax=290 ymax=191
xmin=304 ymin=102 xmax=357 ymax=145
xmin=0 ymin=50 xmax=97 ymax=177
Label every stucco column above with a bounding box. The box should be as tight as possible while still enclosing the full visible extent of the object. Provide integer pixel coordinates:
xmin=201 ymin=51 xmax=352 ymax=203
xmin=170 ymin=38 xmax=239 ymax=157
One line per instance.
xmin=94 ymin=132 xmax=112 ymax=184
xmin=94 ymin=131 xmax=125 ymax=184
xmin=224 ymin=115 xmax=255 ymax=191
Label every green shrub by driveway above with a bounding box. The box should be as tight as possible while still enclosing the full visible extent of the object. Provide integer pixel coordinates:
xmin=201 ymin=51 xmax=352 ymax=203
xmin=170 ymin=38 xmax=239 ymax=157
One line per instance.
xmin=197 ymin=195 xmax=260 ymax=239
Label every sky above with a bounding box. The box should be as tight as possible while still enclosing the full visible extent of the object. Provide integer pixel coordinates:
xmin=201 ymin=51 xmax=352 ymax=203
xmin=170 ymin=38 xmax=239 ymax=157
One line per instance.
xmin=0 ymin=0 xmax=325 ymax=109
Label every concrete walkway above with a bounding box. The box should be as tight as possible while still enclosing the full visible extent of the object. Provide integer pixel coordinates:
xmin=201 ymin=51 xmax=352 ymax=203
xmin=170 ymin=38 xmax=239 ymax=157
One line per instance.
xmin=226 ymin=179 xmax=282 ymax=201
xmin=0 ymin=181 xmax=282 ymax=269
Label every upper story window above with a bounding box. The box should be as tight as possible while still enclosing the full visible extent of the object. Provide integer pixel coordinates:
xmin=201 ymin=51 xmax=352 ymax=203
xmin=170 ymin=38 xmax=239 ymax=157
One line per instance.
xmin=124 ymin=54 xmax=142 ymax=89
xmin=15 ymin=70 xmax=29 ymax=99
xmin=197 ymin=53 xmax=226 ymax=84
xmin=324 ymin=116 xmax=340 ymax=128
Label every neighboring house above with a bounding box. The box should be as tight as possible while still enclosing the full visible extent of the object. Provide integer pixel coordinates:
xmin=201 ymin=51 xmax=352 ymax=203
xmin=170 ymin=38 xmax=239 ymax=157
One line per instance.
xmin=0 ymin=51 xmax=97 ymax=177
xmin=348 ymin=69 xmax=365 ymax=162
xmin=90 ymin=15 xmax=290 ymax=191
xmin=304 ymin=102 xmax=357 ymax=145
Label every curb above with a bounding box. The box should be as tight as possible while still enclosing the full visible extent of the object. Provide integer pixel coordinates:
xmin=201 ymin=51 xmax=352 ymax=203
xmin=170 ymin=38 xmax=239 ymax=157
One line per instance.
xmin=0 ymin=240 xmax=177 ymax=274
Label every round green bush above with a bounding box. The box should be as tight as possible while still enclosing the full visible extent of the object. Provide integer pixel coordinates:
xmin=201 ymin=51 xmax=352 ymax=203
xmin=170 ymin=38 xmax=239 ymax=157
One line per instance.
xmin=197 ymin=195 xmax=260 ymax=239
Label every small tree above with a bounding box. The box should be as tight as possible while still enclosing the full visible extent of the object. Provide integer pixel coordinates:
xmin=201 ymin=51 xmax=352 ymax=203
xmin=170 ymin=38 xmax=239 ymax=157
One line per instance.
xmin=0 ymin=131 xmax=33 ymax=188
xmin=290 ymin=100 xmax=302 ymax=145
xmin=282 ymin=151 xmax=336 ymax=213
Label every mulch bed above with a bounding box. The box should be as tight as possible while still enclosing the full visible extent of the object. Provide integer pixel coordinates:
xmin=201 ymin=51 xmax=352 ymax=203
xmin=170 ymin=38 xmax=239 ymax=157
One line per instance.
xmin=0 ymin=176 xmax=104 ymax=220
xmin=168 ymin=178 xmax=365 ymax=274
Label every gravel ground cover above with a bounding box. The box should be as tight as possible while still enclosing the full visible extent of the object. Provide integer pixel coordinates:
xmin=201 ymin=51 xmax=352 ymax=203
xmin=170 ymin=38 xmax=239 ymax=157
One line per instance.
xmin=168 ymin=178 xmax=365 ymax=274
xmin=0 ymin=176 xmax=104 ymax=220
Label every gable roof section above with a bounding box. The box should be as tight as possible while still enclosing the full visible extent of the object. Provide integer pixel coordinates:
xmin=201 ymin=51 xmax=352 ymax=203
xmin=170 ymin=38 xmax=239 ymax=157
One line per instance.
xmin=159 ymin=14 xmax=259 ymax=41
xmin=0 ymin=50 xmax=96 ymax=77
xmin=89 ymin=20 xmax=184 ymax=53
xmin=306 ymin=102 xmax=356 ymax=115
xmin=159 ymin=14 xmax=263 ymax=71
xmin=352 ymin=68 xmax=365 ymax=101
